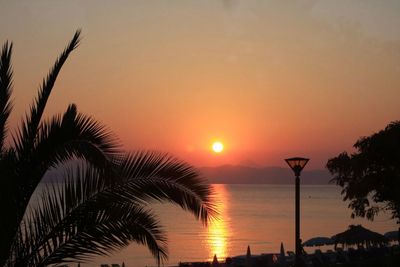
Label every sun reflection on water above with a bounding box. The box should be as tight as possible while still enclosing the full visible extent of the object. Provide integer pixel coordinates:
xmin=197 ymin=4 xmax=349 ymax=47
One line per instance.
xmin=207 ymin=184 xmax=230 ymax=261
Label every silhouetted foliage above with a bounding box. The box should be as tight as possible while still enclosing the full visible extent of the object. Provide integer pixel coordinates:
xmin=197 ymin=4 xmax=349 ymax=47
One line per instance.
xmin=327 ymin=121 xmax=400 ymax=223
xmin=0 ymin=31 xmax=216 ymax=267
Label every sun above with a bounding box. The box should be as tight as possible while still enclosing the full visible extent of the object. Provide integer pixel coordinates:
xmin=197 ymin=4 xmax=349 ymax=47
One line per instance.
xmin=212 ymin=141 xmax=224 ymax=153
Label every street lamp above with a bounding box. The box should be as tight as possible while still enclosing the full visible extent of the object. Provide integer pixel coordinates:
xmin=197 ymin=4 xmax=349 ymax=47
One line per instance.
xmin=285 ymin=157 xmax=309 ymax=267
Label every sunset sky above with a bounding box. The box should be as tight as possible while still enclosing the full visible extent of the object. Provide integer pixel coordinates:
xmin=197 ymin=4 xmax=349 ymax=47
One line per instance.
xmin=1 ymin=0 xmax=399 ymax=169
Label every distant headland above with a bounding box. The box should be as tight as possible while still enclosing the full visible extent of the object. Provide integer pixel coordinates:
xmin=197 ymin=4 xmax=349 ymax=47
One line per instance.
xmin=43 ymin=163 xmax=332 ymax=185
xmin=199 ymin=165 xmax=332 ymax=184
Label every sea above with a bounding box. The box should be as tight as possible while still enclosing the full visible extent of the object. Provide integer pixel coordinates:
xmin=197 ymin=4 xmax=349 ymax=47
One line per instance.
xmin=33 ymin=184 xmax=398 ymax=267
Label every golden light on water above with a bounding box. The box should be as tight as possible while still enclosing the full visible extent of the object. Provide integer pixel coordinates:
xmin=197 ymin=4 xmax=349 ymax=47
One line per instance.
xmin=208 ymin=217 xmax=227 ymax=260
xmin=207 ymin=184 xmax=230 ymax=261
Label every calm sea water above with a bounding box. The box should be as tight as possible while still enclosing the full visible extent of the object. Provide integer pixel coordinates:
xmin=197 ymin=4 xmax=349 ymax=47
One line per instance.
xmin=34 ymin=184 xmax=398 ymax=267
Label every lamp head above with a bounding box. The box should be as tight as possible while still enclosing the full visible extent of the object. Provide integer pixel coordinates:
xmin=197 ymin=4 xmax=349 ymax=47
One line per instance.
xmin=285 ymin=157 xmax=309 ymax=177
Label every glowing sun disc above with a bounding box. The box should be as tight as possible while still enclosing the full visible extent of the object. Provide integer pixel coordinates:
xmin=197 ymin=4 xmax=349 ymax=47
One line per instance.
xmin=212 ymin=142 xmax=224 ymax=153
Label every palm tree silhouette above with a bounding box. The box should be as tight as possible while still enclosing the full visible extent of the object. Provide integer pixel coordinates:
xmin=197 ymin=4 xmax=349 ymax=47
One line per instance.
xmin=0 ymin=30 xmax=216 ymax=266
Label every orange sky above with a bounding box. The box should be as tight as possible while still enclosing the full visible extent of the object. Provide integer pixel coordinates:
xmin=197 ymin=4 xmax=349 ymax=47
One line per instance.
xmin=1 ymin=0 xmax=399 ymax=169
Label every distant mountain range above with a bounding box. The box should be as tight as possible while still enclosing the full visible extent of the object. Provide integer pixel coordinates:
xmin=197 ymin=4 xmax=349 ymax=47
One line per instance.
xmin=198 ymin=165 xmax=333 ymax=184
xmin=43 ymin=163 xmax=333 ymax=185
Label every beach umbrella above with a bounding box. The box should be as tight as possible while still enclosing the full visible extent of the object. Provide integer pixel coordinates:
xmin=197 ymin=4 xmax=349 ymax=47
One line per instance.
xmin=384 ymin=230 xmax=399 ymax=241
xmin=278 ymin=242 xmax=287 ymax=265
xmin=246 ymin=245 xmax=252 ymax=267
xmin=332 ymin=225 xmax=388 ymax=247
xmin=280 ymin=242 xmax=285 ymax=257
xmin=302 ymin=237 xmax=334 ymax=247
xmin=212 ymin=254 xmax=219 ymax=267
xmin=246 ymin=245 xmax=251 ymax=257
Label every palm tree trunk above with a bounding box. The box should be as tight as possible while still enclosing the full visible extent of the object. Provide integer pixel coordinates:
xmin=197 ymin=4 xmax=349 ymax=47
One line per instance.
xmin=0 ymin=177 xmax=34 ymax=266
xmin=0 ymin=192 xmax=20 ymax=266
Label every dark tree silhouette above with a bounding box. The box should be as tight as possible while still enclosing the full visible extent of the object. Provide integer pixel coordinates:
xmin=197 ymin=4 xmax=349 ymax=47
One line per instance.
xmin=327 ymin=121 xmax=400 ymax=223
xmin=0 ymin=31 xmax=216 ymax=266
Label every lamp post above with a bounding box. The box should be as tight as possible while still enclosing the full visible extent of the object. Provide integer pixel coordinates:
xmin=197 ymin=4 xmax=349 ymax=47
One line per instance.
xmin=285 ymin=157 xmax=309 ymax=267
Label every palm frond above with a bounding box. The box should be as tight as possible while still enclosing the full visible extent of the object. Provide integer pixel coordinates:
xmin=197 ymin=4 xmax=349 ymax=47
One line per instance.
xmin=42 ymin=204 xmax=167 ymax=266
xmin=9 ymin=151 xmax=216 ymax=266
xmin=11 ymin=104 xmax=120 ymax=212
xmin=115 ymin=152 xmax=218 ymax=224
xmin=14 ymin=30 xmax=81 ymax=158
xmin=0 ymin=41 xmax=13 ymax=153
xmin=12 ymin=166 xmax=167 ymax=266
xmin=33 ymin=103 xmax=120 ymax=170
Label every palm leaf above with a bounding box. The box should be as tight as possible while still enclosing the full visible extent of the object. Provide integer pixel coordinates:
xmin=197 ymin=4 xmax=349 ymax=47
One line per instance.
xmin=8 ymin=103 xmax=120 ymax=233
xmin=15 ymin=201 xmax=166 ymax=266
xmin=14 ymin=30 xmax=81 ymax=158
xmin=114 ymin=152 xmax=218 ymax=224
xmin=12 ymin=164 xmax=167 ymax=266
xmin=10 ymin=152 xmax=216 ymax=266
xmin=0 ymin=41 xmax=13 ymax=153
xmin=31 ymin=103 xmax=120 ymax=178
xmin=43 ymin=205 xmax=166 ymax=266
